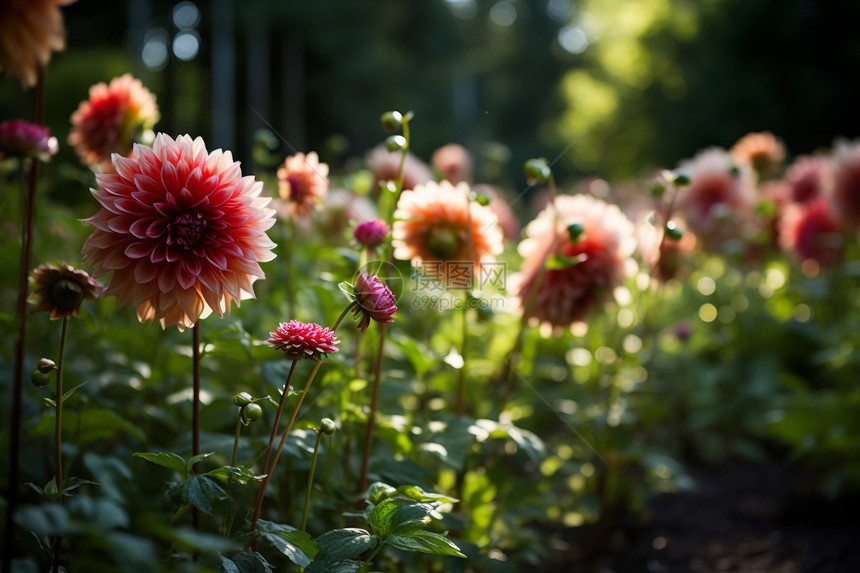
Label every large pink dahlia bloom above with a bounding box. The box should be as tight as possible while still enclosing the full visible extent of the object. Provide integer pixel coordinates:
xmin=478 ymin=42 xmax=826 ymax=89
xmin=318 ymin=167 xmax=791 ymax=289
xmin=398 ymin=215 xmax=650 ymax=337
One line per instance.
xmin=513 ymin=194 xmax=637 ymax=329
xmin=81 ymin=133 xmax=277 ymax=330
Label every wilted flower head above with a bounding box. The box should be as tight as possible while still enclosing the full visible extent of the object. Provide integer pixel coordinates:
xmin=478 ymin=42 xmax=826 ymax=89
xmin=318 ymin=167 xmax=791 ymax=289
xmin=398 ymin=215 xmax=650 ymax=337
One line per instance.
xmin=268 ymin=320 xmax=340 ymax=361
xmin=28 ymin=261 xmax=102 ymax=319
xmin=69 ymin=74 xmax=160 ymax=172
xmin=0 ymin=119 xmax=58 ymax=161
xmin=779 ymin=198 xmax=841 ymax=267
xmin=81 ymin=133 xmax=277 ymax=330
xmin=353 ymin=219 xmax=389 ymax=252
xmin=0 ymin=0 xmax=74 ymax=88
xmin=730 ymin=131 xmax=785 ymax=181
xmin=277 ymin=151 xmax=329 ymax=217
xmin=513 ymin=194 xmax=637 ymax=330
xmin=432 ymin=143 xmax=472 ymax=184
xmin=351 ymin=272 xmax=397 ymax=332
xmin=674 ymin=147 xmax=756 ymax=253
xmin=365 ymin=144 xmax=433 ymax=193
xmin=393 ymin=180 xmax=503 ymax=288
xmin=832 ymin=139 xmax=860 ymax=226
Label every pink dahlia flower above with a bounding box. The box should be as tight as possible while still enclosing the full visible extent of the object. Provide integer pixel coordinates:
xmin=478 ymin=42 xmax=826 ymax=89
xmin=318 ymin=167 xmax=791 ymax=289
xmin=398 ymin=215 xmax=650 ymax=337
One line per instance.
xmin=393 ymin=180 xmax=503 ymax=289
xmin=779 ymin=198 xmax=841 ymax=266
xmin=353 ymin=219 xmax=389 ymax=251
xmin=832 ymin=139 xmax=860 ymax=226
xmin=785 ymin=155 xmax=832 ymax=204
xmin=673 ymin=147 xmax=756 ymax=253
xmin=28 ymin=261 xmax=102 ymax=319
xmin=69 ymin=74 xmax=160 ymax=172
xmin=513 ymin=194 xmax=637 ymax=329
xmin=81 ymin=133 xmax=277 ymax=330
xmin=268 ymin=320 xmax=340 ymax=360
xmin=277 ymin=151 xmax=329 ymax=217
xmin=432 ymin=143 xmax=473 ymax=184
xmin=352 ymin=272 xmax=397 ymax=332
xmin=365 ymin=144 xmax=433 ymax=193
xmin=0 ymin=0 xmax=74 ymax=88
xmin=729 ymin=131 xmax=786 ymax=181
xmin=0 ymin=119 xmax=58 ymax=160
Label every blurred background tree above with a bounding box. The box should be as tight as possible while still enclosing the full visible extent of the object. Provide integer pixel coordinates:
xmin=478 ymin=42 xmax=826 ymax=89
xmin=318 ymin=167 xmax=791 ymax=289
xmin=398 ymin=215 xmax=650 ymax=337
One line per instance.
xmin=2 ymin=0 xmax=859 ymax=196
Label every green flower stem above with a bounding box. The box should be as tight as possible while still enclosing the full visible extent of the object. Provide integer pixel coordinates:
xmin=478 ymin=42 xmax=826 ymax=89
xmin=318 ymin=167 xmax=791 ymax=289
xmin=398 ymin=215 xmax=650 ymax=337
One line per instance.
xmin=51 ymin=317 xmax=69 ymax=573
xmin=7 ymin=69 xmax=44 ymax=573
xmin=455 ymin=304 xmax=469 ymax=417
xmin=300 ymin=429 xmax=324 ymax=532
xmin=332 ymin=300 xmax=358 ymax=332
xmin=250 ymin=359 xmax=324 ymax=546
xmin=192 ymin=322 xmax=201 ymax=531
xmin=262 ymin=359 xmax=298 ymax=475
xmin=358 ymin=323 xmax=386 ymax=493
xmin=283 ymin=219 xmax=296 ymax=318
xmin=231 ymin=411 xmax=243 ymax=468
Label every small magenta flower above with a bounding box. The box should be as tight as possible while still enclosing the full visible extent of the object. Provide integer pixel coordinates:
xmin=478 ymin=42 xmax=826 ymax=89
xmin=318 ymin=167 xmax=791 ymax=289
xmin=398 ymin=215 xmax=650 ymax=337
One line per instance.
xmin=268 ymin=320 xmax=340 ymax=360
xmin=0 ymin=119 xmax=58 ymax=161
xmin=353 ymin=219 xmax=389 ymax=252
xmin=352 ymin=272 xmax=397 ymax=332
xmin=28 ymin=262 xmax=102 ymax=319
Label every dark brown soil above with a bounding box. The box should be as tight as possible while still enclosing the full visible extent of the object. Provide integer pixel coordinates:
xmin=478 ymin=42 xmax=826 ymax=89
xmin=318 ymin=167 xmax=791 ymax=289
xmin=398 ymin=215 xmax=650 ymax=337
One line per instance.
xmin=537 ymin=462 xmax=860 ymax=573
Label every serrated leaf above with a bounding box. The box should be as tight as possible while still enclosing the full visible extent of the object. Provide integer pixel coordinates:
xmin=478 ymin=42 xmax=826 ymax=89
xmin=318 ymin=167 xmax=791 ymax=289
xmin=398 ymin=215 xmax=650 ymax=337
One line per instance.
xmin=387 ymin=531 xmax=466 ymax=558
xmin=186 ymin=451 xmax=215 ymax=473
xmin=315 ymin=528 xmax=376 ymax=563
xmin=257 ymin=519 xmax=318 ymax=567
xmin=368 ymin=498 xmax=398 ymax=537
xmin=204 ymin=465 xmax=262 ymax=487
xmin=134 ymin=451 xmax=188 ymax=477
xmin=365 ymin=482 xmax=396 ymax=504
xmin=169 ymin=475 xmax=228 ymax=514
xmin=388 ymin=503 xmax=433 ymax=537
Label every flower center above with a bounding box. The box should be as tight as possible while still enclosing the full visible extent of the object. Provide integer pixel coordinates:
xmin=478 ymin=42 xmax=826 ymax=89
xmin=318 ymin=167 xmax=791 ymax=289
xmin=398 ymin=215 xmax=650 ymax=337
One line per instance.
xmin=426 ymin=225 xmax=462 ymax=259
xmin=167 ymin=211 xmax=207 ymax=248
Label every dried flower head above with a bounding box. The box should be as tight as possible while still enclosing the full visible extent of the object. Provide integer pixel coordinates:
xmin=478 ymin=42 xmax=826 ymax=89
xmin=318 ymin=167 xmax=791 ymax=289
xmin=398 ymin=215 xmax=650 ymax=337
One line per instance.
xmin=28 ymin=262 xmax=102 ymax=319
xmin=277 ymin=151 xmax=329 ymax=217
xmin=81 ymin=133 xmax=277 ymax=330
xmin=432 ymin=143 xmax=473 ymax=184
xmin=0 ymin=0 xmax=74 ymax=88
xmin=393 ymin=180 xmax=503 ymax=288
xmin=0 ymin=119 xmax=58 ymax=161
xmin=352 ymin=272 xmax=397 ymax=332
xmin=353 ymin=219 xmax=390 ymax=251
xmin=513 ymin=194 xmax=637 ymax=330
xmin=69 ymin=74 xmax=160 ymax=172
xmin=268 ymin=320 xmax=340 ymax=361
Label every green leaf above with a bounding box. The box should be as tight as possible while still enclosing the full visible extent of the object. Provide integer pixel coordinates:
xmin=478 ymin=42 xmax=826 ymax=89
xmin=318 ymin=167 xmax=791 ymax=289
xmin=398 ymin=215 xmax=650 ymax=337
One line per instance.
xmin=221 ymin=551 xmax=275 ymax=573
xmin=545 ymin=253 xmax=586 ymax=270
xmin=168 ymin=475 xmax=228 ymax=514
xmin=387 ymin=502 xmax=433 ymax=538
xmin=368 ymin=498 xmax=398 ymax=537
xmin=314 ymin=528 xmax=376 ymax=563
xmin=338 ymin=281 xmax=356 ymax=302
xmin=257 ymin=519 xmax=318 ymax=567
xmin=186 ymin=451 xmax=215 ymax=473
xmin=204 ymin=465 xmax=262 ymax=487
xmin=387 ymin=531 xmax=466 ymax=558
xmin=134 ymin=451 xmax=188 ymax=477
xmin=61 ymin=380 xmax=88 ymax=401
xmin=61 ymin=476 xmax=99 ymax=496
xmin=14 ymin=503 xmax=70 ymax=536
xmin=392 ymin=484 xmax=459 ymax=504
xmin=305 ymin=560 xmax=363 ymax=573
xmin=506 ymin=425 xmax=548 ymax=463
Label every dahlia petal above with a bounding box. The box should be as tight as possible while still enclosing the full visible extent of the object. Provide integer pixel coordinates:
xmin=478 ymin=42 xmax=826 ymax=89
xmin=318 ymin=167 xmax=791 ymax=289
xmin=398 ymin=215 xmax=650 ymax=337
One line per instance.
xmin=124 ymin=241 xmax=152 ymax=259
xmin=133 ymin=260 xmax=158 ymax=283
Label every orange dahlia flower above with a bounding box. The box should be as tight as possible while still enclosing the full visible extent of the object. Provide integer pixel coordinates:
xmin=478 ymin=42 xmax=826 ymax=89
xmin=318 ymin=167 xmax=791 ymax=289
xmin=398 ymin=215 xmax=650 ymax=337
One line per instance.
xmin=69 ymin=74 xmax=160 ymax=172
xmin=81 ymin=133 xmax=277 ymax=330
xmin=393 ymin=180 xmax=503 ymax=289
xmin=277 ymin=151 xmax=329 ymax=217
xmin=513 ymin=194 xmax=636 ymax=329
xmin=0 ymin=0 xmax=74 ymax=88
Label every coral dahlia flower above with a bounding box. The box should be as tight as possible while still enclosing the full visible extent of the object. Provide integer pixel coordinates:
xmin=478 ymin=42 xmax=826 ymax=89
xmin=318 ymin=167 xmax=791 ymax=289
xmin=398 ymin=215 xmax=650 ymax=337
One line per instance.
xmin=277 ymin=151 xmax=329 ymax=217
xmin=365 ymin=144 xmax=433 ymax=193
xmin=513 ymin=194 xmax=636 ymax=329
xmin=393 ymin=180 xmax=503 ymax=289
xmin=0 ymin=0 xmax=74 ymax=88
xmin=28 ymin=261 xmax=102 ymax=319
xmin=69 ymin=74 xmax=160 ymax=172
xmin=832 ymin=139 xmax=860 ymax=226
xmin=432 ymin=143 xmax=472 ymax=184
xmin=268 ymin=320 xmax=340 ymax=361
xmin=779 ymin=198 xmax=842 ymax=266
xmin=81 ymin=133 xmax=277 ymax=330
xmin=352 ymin=272 xmax=397 ymax=332
xmin=729 ymin=131 xmax=785 ymax=181
xmin=673 ymin=148 xmax=756 ymax=253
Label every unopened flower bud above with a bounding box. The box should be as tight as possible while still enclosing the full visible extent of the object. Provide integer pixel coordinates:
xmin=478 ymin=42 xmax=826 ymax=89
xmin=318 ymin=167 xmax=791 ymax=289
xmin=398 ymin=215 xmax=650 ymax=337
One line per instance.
xmin=524 ymin=158 xmax=551 ymax=185
xmin=31 ymin=370 xmax=51 ymax=388
xmin=663 ymin=170 xmax=690 ymax=186
xmin=665 ymin=221 xmax=684 ymax=241
xmin=241 ymin=403 xmax=263 ymax=424
xmin=320 ymin=418 xmax=337 ymax=435
xmin=37 ymin=358 xmax=57 ymax=373
xmin=567 ymin=222 xmax=585 ymax=243
xmin=381 ymin=111 xmax=403 ymax=132
xmin=385 ymin=135 xmax=407 ymax=152
xmin=233 ymin=392 xmax=252 ymax=407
